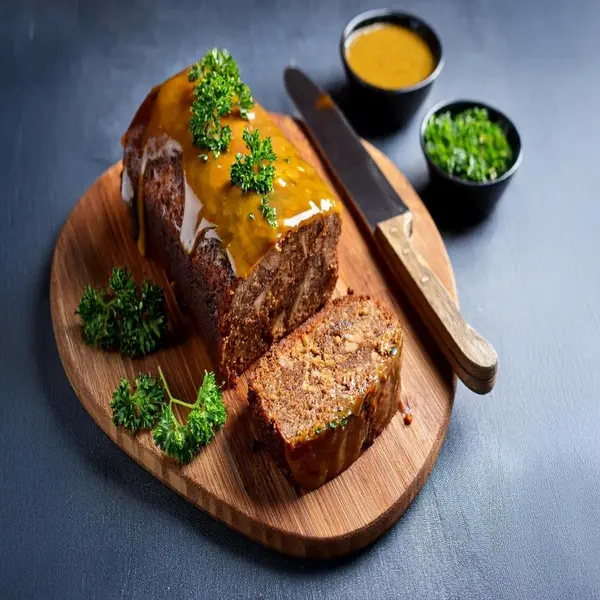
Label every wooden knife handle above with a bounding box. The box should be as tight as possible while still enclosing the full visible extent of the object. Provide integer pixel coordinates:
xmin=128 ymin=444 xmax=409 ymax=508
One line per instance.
xmin=375 ymin=213 xmax=498 ymax=394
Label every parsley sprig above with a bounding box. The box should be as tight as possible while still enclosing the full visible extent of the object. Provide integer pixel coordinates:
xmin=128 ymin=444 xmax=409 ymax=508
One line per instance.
xmin=109 ymin=367 xmax=227 ymax=464
xmin=230 ymin=128 xmax=278 ymax=229
xmin=188 ymin=49 xmax=254 ymax=159
xmin=152 ymin=367 xmax=227 ymax=464
xmin=230 ymin=128 xmax=276 ymax=194
xmin=424 ymin=108 xmax=513 ymax=182
xmin=110 ymin=373 xmax=165 ymax=434
xmin=75 ymin=267 xmax=167 ymax=357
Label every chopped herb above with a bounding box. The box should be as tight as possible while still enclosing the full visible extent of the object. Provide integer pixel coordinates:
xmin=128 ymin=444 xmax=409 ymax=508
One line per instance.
xmin=110 ymin=374 xmax=165 ymax=434
xmin=188 ymin=49 xmax=254 ymax=159
xmin=327 ymin=415 xmax=350 ymax=431
xmin=230 ymin=127 xmax=277 ymax=195
xmin=248 ymin=212 xmax=255 ymax=220
xmin=283 ymin=157 xmax=291 ymax=164
xmin=390 ymin=346 xmax=398 ymax=357
xmin=424 ymin=108 xmax=513 ymax=182
xmin=260 ymin=196 xmax=277 ymax=229
xmin=75 ymin=267 xmax=167 ymax=357
xmin=152 ymin=367 xmax=227 ymax=464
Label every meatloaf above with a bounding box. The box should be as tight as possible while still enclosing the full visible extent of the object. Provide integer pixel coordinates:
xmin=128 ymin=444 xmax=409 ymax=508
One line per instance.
xmin=248 ymin=295 xmax=404 ymax=490
xmin=121 ymin=67 xmax=342 ymax=382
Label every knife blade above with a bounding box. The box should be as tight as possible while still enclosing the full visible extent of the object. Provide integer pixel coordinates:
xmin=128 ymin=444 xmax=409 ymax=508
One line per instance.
xmin=284 ymin=67 xmax=498 ymax=394
xmin=284 ymin=68 xmax=410 ymax=231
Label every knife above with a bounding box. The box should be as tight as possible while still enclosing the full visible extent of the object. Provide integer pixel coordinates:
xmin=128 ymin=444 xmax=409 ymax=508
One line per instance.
xmin=284 ymin=67 xmax=498 ymax=394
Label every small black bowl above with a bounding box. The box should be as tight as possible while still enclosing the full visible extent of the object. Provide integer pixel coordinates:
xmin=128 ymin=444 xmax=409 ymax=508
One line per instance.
xmin=420 ymin=99 xmax=522 ymax=225
xmin=340 ymin=9 xmax=444 ymax=131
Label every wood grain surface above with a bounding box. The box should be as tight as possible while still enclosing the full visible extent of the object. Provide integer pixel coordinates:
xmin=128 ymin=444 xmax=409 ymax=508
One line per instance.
xmin=50 ymin=114 xmax=456 ymax=559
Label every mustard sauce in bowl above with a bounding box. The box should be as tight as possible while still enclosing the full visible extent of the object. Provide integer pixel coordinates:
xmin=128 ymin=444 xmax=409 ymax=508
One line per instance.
xmin=340 ymin=10 xmax=443 ymax=129
xmin=345 ymin=22 xmax=436 ymax=90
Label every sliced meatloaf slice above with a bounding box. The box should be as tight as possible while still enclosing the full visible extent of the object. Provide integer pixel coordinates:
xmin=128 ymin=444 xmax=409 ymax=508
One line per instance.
xmin=248 ymin=295 xmax=404 ymax=490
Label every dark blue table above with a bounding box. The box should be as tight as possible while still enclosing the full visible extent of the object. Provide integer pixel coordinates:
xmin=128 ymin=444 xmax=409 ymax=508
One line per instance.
xmin=2 ymin=1 xmax=599 ymax=598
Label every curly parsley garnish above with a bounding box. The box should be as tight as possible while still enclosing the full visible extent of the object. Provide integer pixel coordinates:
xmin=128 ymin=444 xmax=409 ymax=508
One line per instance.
xmin=109 ymin=367 xmax=227 ymax=464
xmin=75 ymin=267 xmax=167 ymax=357
xmin=152 ymin=367 xmax=227 ymax=464
xmin=230 ymin=128 xmax=276 ymax=194
xmin=188 ymin=49 xmax=254 ymax=159
xmin=230 ymin=128 xmax=278 ymax=228
xmin=110 ymin=373 xmax=165 ymax=434
xmin=424 ymin=107 xmax=513 ymax=182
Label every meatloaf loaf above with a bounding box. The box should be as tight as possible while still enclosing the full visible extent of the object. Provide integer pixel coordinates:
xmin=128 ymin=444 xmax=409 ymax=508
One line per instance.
xmin=121 ymin=66 xmax=342 ymax=382
xmin=248 ymin=295 xmax=404 ymax=490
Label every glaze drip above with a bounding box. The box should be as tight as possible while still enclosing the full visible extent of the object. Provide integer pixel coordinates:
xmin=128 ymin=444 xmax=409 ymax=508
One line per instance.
xmin=127 ymin=70 xmax=342 ymax=277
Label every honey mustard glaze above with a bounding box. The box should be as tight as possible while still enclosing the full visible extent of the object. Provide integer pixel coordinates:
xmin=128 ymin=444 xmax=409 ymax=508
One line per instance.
xmin=127 ymin=70 xmax=341 ymax=278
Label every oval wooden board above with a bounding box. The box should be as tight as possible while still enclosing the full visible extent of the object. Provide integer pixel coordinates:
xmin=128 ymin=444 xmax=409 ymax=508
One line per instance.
xmin=50 ymin=113 xmax=456 ymax=559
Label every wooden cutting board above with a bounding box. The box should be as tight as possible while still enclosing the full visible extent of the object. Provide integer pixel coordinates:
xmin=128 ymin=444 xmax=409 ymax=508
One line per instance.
xmin=50 ymin=114 xmax=456 ymax=559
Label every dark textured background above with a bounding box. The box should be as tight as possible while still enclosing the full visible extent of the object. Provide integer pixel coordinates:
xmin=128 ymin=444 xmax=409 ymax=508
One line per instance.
xmin=1 ymin=0 xmax=599 ymax=598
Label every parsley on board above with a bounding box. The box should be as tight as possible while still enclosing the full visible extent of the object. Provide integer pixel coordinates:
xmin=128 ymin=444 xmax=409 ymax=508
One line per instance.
xmin=110 ymin=373 xmax=165 ymax=434
xmin=109 ymin=367 xmax=227 ymax=463
xmin=152 ymin=367 xmax=227 ymax=464
xmin=75 ymin=267 xmax=167 ymax=357
xmin=188 ymin=49 xmax=254 ymax=159
xmin=424 ymin=108 xmax=513 ymax=182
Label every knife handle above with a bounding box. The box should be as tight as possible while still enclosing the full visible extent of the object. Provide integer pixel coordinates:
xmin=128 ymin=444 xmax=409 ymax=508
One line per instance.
xmin=375 ymin=214 xmax=498 ymax=394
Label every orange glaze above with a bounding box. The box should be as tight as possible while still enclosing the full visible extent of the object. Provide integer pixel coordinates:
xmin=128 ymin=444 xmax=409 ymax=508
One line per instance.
xmin=134 ymin=70 xmax=341 ymax=278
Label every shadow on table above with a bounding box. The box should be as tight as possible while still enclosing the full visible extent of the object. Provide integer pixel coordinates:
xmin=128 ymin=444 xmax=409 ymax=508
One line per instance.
xmin=415 ymin=181 xmax=503 ymax=236
xmin=325 ymin=79 xmax=412 ymax=140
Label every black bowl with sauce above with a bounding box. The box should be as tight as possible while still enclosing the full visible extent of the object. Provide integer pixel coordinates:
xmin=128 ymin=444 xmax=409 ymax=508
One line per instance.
xmin=340 ymin=9 xmax=444 ymax=130
xmin=419 ymin=99 xmax=523 ymax=225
